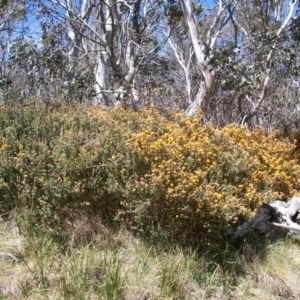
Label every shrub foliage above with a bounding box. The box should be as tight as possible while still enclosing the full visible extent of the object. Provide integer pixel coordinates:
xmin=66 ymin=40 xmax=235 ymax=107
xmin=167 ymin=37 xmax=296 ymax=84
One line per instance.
xmin=0 ymin=104 xmax=300 ymax=245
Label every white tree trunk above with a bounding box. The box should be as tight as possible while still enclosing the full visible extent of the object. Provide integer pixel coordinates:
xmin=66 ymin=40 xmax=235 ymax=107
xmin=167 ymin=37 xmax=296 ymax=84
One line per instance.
xmin=47 ymin=0 xmax=164 ymax=106
xmin=93 ymin=0 xmax=114 ymax=105
xmin=167 ymin=33 xmax=193 ymax=104
xmin=186 ymin=68 xmax=215 ymax=117
xmin=65 ymin=0 xmax=89 ymax=82
xmin=179 ymin=0 xmax=233 ymax=116
xmin=94 ymin=51 xmax=110 ymax=106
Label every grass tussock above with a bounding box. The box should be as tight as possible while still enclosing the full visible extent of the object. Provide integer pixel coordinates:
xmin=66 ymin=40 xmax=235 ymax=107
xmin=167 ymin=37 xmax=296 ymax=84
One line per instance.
xmin=0 ymin=220 xmax=26 ymax=261
xmin=0 ymin=219 xmax=30 ymax=298
xmin=1 ymin=219 xmax=300 ymax=299
xmin=240 ymin=239 xmax=300 ymax=299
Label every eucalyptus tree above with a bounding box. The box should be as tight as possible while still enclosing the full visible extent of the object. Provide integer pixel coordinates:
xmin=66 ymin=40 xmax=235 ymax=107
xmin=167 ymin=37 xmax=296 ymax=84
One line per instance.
xmin=0 ymin=0 xmax=27 ymax=103
xmin=175 ymin=0 xmax=236 ymax=116
xmin=163 ymin=3 xmax=199 ymax=108
xmin=238 ymin=0 xmax=298 ymax=128
xmin=2 ymin=0 xmax=299 ymax=128
xmin=209 ymin=0 xmax=299 ymax=129
xmin=8 ymin=20 xmax=77 ymax=103
xmin=165 ymin=0 xmax=299 ymax=126
xmin=39 ymin=0 xmax=167 ymax=106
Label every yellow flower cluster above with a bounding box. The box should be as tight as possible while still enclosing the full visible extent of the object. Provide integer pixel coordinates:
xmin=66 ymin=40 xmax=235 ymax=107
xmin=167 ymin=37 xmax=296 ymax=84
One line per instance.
xmin=1 ymin=103 xmax=300 ymax=245
xmin=122 ymin=112 xmax=300 ymax=241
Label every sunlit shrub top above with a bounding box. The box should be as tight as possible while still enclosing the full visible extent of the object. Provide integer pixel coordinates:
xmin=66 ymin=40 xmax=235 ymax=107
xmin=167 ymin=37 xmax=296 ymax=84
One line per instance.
xmin=0 ymin=104 xmax=299 ymax=245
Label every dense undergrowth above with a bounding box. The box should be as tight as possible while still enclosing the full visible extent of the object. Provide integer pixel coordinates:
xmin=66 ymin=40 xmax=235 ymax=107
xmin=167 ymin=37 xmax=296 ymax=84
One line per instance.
xmin=1 ymin=103 xmax=300 ymax=249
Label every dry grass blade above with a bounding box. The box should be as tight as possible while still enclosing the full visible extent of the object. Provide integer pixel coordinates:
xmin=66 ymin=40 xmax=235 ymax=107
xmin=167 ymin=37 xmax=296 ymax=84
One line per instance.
xmin=0 ymin=220 xmax=31 ymax=298
xmin=0 ymin=220 xmax=26 ymax=261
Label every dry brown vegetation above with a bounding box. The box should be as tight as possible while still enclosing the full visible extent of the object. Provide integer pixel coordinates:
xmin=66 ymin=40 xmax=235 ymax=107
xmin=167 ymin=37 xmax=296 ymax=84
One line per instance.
xmin=1 ymin=217 xmax=300 ymax=299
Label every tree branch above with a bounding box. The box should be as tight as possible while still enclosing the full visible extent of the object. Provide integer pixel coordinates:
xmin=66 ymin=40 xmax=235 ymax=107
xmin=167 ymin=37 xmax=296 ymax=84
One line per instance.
xmin=242 ymin=0 xmax=297 ymax=125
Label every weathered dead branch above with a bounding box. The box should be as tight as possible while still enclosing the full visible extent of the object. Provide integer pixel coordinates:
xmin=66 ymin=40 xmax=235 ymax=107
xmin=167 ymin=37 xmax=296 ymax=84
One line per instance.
xmin=233 ymin=196 xmax=300 ymax=239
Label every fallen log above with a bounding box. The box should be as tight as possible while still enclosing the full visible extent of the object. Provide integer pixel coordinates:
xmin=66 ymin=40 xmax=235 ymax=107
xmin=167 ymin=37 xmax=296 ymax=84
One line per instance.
xmin=233 ymin=196 xmax=300 ymax=239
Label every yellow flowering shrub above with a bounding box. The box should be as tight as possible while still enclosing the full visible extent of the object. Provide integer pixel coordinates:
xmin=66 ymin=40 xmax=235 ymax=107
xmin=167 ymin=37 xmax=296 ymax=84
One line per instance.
xmin=0 ymin=103 xmax=299 ymax=246
xmin=121 ymin=114 xmax=300 ymax=245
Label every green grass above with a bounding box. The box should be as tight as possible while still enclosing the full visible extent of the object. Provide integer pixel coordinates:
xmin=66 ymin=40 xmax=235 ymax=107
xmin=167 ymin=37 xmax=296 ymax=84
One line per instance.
xmin=1 ymin=217 xmax=300 ymax=299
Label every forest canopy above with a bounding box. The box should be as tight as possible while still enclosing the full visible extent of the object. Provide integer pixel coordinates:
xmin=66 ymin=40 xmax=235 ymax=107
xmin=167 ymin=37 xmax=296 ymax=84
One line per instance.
xmin=0 ymin=0 xmax=300 ymax=129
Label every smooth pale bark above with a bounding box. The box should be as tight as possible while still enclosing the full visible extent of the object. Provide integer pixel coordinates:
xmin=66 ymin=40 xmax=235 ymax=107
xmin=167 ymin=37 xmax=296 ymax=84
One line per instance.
xmin=66 ymin=0 xmax=90 ymax=82
xmin=72 ymin=0 xmax=141 ymax=106
xmin=167 ymin=33 xmax=193 ymax=104
xmin=93 ymin=0 xmax=114 ymax=105
xmin=47 ymin=0 xmax=166 ymax=106
xmin=179 ymin=0 xmax=210 ymax=115
xmin=94 ymin=51 xmax=110 ymax=105
xmin=186 ymin=68 xmax=215 ymax=117
xmin=179 ymin=0 xmax=233 ymax=116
